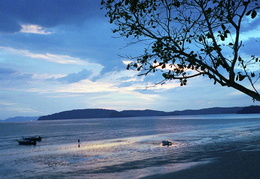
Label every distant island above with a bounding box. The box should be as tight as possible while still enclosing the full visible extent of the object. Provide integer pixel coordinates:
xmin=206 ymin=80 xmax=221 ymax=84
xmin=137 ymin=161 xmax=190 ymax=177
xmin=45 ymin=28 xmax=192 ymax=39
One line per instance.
xmin=37 ymin=105 xmax=260 ymax=121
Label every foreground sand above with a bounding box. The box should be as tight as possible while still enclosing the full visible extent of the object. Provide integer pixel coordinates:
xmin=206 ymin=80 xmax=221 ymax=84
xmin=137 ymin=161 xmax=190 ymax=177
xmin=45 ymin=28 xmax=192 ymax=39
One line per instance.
xmin=142 ymin=150 xmax=260 ymax=179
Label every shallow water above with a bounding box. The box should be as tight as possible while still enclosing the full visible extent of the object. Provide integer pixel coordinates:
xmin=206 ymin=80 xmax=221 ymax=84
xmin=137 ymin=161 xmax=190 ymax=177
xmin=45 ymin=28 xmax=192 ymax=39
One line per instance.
xmin=0 ymin=114 xmax=260 ymax=178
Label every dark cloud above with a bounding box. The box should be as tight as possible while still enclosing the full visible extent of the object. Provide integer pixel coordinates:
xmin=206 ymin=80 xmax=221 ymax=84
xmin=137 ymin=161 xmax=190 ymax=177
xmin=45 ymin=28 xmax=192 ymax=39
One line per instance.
xmin=0 ymin=68 xmax=16 ymax=76
xmin=0 ymin=68 xmax=32 ymax=82
xmin=0 ymin=0 xmax=102 ymax=33
xmin=57 ymin=69 xmax=92 ymax=83
xmin=241 ymin=19 xmax=260 ymax=33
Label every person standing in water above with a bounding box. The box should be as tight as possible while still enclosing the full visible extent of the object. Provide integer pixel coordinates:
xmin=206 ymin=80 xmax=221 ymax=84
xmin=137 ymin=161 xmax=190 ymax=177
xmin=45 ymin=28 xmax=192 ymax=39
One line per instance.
xmin=78 ymin=139 xmax=80 ymax=148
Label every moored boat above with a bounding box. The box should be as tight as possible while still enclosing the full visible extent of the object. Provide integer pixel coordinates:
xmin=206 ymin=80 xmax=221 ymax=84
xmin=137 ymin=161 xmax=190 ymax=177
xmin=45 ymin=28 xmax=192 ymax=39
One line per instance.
xmin=17 ymin=139 xmax=36 ymax=145
xmin=23 ymin=136 xmax=42 ymax=141
xmin=17 ymin=135 xmax=42 ymax=145
xmin=161 ymin=140 xmax=172 ymax=146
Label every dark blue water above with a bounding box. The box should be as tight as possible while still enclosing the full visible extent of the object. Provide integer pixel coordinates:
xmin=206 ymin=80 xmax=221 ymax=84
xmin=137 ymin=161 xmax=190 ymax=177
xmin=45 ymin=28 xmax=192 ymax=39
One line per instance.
xmin=0 ymin=114 xmax=259 ymax=178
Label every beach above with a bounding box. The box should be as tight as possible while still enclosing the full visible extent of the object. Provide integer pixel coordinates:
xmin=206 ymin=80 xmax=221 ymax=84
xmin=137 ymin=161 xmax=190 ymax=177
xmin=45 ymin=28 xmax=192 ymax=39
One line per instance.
xmin=0 ymin=114 xmax=260 ymax=178
xmin=144 ymin=150 xmax=260 ymax=179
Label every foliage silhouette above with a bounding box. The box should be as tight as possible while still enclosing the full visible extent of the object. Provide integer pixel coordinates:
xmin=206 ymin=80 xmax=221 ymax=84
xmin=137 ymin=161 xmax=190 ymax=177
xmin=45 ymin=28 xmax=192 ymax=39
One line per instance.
xmin=101 ymin=0 xmax=260 ymax=101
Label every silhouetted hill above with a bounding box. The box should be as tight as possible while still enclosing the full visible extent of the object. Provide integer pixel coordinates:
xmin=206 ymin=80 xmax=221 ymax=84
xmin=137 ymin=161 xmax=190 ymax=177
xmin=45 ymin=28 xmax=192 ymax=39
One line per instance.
xmin=174 ymin=107 xmax=244 ymax=115
xmin=37 ymin=106 xmax=260 ymax=121
xmin=114 ymin=109 xmax=168 ymax=117
xmin=38 ymin=109 xmax=118 ymax=120
xmin=237 ymin=105 xmax=260 ymax=114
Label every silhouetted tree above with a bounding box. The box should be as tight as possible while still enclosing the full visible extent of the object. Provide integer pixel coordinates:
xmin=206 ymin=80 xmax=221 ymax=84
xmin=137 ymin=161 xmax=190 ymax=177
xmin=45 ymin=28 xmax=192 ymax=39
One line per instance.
xmin=101 ymin=0 xmax=260 ymax=101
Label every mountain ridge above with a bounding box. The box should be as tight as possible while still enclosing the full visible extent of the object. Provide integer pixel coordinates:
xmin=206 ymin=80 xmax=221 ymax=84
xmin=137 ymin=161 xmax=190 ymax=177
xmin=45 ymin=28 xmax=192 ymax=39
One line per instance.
xmin=38 ymin=105 xmax=260 ymax=121
xmin=1 ymin=105 xmax=259 ymax=122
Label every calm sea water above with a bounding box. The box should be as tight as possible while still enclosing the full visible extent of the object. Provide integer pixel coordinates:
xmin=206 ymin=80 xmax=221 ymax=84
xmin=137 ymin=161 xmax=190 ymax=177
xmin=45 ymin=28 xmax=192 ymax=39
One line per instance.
xmin=0 ymin=114 xmax=260 ymax=178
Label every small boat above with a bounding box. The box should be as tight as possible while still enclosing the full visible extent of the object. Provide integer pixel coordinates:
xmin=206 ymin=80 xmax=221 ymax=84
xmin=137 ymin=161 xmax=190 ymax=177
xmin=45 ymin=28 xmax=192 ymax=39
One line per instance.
xmin=23 ymin=136 xmax=42 ymax=142
xmin=162 ymin=140 xmax=172 ymax=146
xmin=17 ymin=139 xmax=36 ymax=145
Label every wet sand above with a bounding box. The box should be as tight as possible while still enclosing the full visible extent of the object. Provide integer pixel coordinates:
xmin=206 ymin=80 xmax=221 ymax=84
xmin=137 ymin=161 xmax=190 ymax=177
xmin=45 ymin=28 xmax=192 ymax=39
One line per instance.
xmin=142 ymin=150 xmax=260 ymax=179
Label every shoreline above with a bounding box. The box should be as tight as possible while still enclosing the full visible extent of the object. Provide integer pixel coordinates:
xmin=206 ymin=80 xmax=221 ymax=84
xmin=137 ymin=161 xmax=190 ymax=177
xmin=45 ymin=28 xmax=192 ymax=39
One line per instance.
xmin=142 ymin=150 xmax=260 ymax=179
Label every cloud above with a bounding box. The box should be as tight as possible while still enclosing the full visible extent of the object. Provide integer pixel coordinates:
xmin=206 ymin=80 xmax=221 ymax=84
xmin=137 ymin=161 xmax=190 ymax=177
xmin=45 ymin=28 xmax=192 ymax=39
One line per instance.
xmin=0 ymin=46 xmax=103 ymax=68
xmin=86 ymin=91 xmax=160 ymax=111
xmin=240 ymin=24 xmax=260 ymax=41
xmin=0 ymin=0 xmax=102 ymax=33
xmin=57 ymin=69 xmax=92 ymax=83
xmin=25 ymin=69 xmax=143 ymax=95
xmin=23 ymin=51 xmax=87 ymax=65
xmin=241 ymin=15 xmax=260 ymax=32
xmin=7 ymin=106 xmax=41 ymax=114
xmin=20 ymin=24 xmax=53 ymax=34
xmin=34 ymin=79 xmax=118 ymax=94
xmin=97 ymin=70 xmax=141 ymax=84
xmin=0 ymin=68 xmax=32 ymax=83
xmin=0 ymin=102 xmax=16 ymax=106
xmin=0 ymin=68 xmax=16 ymax=75
xmin=25 ymin=77 xmax=161 ymax=112
xmin=26 ymin=67 xmax=175 ymax=102
xmin=32 ymin=73 xmax=65 ymax=80
xmin=0 ymin=46 xmax=105 ymax=87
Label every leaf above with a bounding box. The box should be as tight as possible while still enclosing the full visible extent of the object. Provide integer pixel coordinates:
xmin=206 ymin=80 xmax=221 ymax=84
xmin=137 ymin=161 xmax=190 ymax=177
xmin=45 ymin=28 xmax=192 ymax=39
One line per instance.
xmin=173 ymin=1 xmax=180 ymax=8
xmin=206 ymin=33 xmax=212 ymax=38
xmin=162 ymin=64 xmax=166 ymax=69
xmin=221 ymin=24 xmax=226 ymax=30
xmin=246 ymin=10 xmax=252 ymax=16
xmin=251 ymin=10 xmax=257 ymax=19
xmin=225 ymin=30 xmax=230 ymax=34
xmin=205 ymin=8 xmax=212 ymax=14
xmin=238 ymin=74 xmax=246 ymax=81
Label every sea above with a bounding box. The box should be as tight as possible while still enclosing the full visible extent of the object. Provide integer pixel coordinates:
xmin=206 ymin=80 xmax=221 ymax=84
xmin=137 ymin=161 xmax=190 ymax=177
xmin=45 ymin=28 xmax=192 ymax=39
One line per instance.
xmin=0 ymin=114 xmax=260 ymax=179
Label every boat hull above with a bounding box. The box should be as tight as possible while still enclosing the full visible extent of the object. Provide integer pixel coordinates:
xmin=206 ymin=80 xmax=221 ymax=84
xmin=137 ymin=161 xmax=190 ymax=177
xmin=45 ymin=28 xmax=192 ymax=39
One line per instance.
xmin=23 ymin=136 xmax=42 ymax=142
xmin=17 ymin=140 xmax=36 ymax=145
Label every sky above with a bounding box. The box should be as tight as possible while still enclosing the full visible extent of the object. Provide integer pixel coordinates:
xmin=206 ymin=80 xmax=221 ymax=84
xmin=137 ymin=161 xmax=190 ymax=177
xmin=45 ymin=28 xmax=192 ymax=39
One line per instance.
xmin=0 ymin=0 xmax=259 ymax=120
